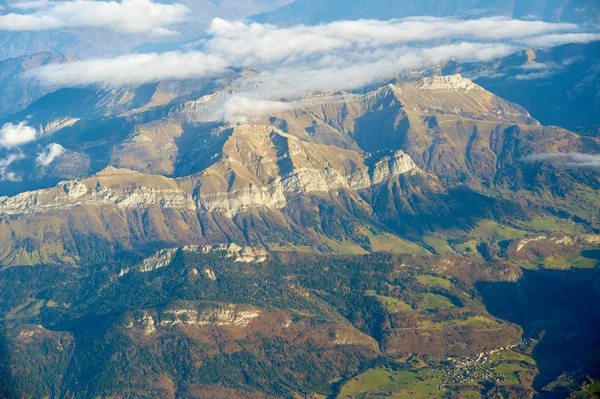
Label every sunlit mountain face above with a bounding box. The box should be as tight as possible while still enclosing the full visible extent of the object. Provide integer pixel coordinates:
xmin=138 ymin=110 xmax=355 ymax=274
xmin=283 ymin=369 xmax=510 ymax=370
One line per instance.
xmin=0 ymin=1 xmax=599 ymax=399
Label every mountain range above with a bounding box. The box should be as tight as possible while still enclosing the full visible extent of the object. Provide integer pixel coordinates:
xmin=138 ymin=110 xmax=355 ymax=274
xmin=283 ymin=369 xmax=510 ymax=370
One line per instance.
xmin=253 ymin=0 xmax=600 ymax=25
xmin=1 ymin=69 xmax=599 ymax=398
xmin=439 ymin=41 xmax=600 ymax=130
xmin=0 ymin=0 xmax=292 ymax=60
xmin=0 ymin=73 xmax=596 ymax=269
xmin=1 ymin=4 xmax=600 ymax=398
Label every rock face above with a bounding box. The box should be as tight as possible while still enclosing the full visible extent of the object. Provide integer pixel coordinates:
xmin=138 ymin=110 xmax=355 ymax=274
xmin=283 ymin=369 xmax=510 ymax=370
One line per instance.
xmin=125 ymin=304 xmax=263 ymax=336
xmin=417 ymin=74 xmax=478 ymax=92
xmin=0 ymin=167 xmax=196 ymax=216
xmin=509 ymin=234 xmax=600 ymax=265
xmin=184 ymin=125 xmax=421 ymax=217
xmin=37 ymin=117 xmax=80 ymax=135
xmin=119 ymin=243 xmax=268 ymax=276
xmin=160 ymin=305 xmax=261 ymax=328
xmin=0 ymin=124 xmax=422 ymax=221
xmin=137 ymin=248 xmax=180 ymax=273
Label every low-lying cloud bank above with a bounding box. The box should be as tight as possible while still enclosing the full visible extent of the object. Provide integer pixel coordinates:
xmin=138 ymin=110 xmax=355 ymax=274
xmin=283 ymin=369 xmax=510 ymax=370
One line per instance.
xmin=526 ymin=153 xmax=600 ymax=167
xmin=30 ymin=51 xmax=228 ymax=87
xmin=23 ymin=16 xmax=600 ymax=122
xmin=0 ymin=0 xmax=188 ymax=36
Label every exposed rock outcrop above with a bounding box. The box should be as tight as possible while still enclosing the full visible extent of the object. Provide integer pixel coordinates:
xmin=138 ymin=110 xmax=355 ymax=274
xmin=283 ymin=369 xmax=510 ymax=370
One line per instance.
xmin=119 ymin=243 xmax=268 ymax=276
xmin=417 ymin=74 xmax=478 ymax=92
xmin=0 ymin=167 xmax=195 ymax=216
xmin=160 ymin=305 xmax=261 ymax=328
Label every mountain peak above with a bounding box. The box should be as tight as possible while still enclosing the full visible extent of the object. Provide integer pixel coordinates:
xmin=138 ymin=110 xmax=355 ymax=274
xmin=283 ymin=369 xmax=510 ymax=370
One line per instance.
xmin=417 ymin=74 xmax=478 ymax=92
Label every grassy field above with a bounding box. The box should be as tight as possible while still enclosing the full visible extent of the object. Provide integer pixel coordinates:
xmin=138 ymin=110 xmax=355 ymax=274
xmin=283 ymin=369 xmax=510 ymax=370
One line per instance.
xmin=420 ymin=293 xmax=455 ymax=310
xmin=473 ymin=220 xmax=527 ymax=242
xmin=337 ymin=369 xmax=441 ymax=399
xmin=521 ymin=248 xmax=600 ymax=270
xmin=4 ymin=297 xmax=45 ymax=320
xmin=417 ymin=275 xmax=452 ymax=289
xmin=360 ymin=228 xmax=431 ymax=255
xmin=415 ymin=316 xmax=498 ymax=330
xmin=506 ymin=187 xmax=600 ymax=230
xmin=459 ymin=390 xmax=483 ymax=398
xmin=322 ymin=238 xmax=370 ymax=255
xmin=495 ymin=363 xmax=527 ymax=385
xmin=422 ymin=220 xmax=527 ymax=258
xmin=367 ymin=290 xmax=413 ymax=313
xmin=422 ymin=236 xmax=454 ymax=255
xmin=336 ymin=347 xmax=538 ymax=399
xmin=454 ymin=239 xmax=480 ymax=256
xmin=516 ymin=216 xmax=586 ymax=235
xmin=266 ymin=243 xmax=316 ymax=253
xmin=489 ymin=349 xmax=537 ymax=386
xmin=492 ymin=350 xmax=536 ymax=365
xmin=572 ymin=378 xmax=600 ymax=399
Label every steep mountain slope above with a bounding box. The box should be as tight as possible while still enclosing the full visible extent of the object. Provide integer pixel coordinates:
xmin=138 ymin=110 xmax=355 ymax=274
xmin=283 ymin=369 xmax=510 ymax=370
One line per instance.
xmin=252 ymin=0 xmax=600 ymax=26
xmin=0 ymin=75 xmax=598 ymax=268
xmin=0 ymin=128 xmax=424 ymax=266
xmin=264 ymin=75 xmax=581 ymax=186
xmin=440 ymin=41 xmax=600 ymax=129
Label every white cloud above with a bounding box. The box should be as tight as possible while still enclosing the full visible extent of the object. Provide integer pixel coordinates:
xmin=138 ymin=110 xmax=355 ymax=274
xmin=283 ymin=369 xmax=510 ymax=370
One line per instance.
xmin=231 ymin=42 xmax=517 ymax=100
xmin=0 ymin=0 xmax=188 ymax=36
xmin=29 ymin=16 xmax=591 ymax=88
xmin=0 ymin=153 xmax=24 ymax=181
xmin=514 ymin=70 xmax=556 ymax=80
xmin=220 ymin=97 xmax=296 ymax=124
xmin=520 ymin=62 xmax=553 ymax=70
xmin=0 ymin=122 xmax=37 ymax=148
xmin=526 ymin=152 xmax=600 ymax=167
xmin=206 ymin=17 xmax=577 ymax=65
xmin=519 ymin=33 xmax=600 ymax=48
xmin=36 ymin=143 xmax=65 ymax=166
xmin=23 ymin=17 xmax=600 ymax=121
xmin=26 ymin=51 xmax=229 ymax=87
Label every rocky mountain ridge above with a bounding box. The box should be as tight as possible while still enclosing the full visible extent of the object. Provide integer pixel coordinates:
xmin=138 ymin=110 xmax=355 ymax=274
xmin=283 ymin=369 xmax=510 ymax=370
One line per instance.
xmin=0 ymin=74 xmax=597 ymax=268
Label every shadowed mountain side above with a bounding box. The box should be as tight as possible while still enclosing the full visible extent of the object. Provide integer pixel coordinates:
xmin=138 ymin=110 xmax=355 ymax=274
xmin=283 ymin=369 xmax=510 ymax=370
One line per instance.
xmin=440 ymin=41 xmax=600 ymax=129
xmin=477 ymin=269 xmax=600 ymax=398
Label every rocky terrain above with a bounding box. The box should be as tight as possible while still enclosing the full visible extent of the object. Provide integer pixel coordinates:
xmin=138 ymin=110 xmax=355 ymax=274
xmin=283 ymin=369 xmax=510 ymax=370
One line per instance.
xmin=0 ymin=74 xmax=597 ymax=269
xmin=0 ymin=43 xmax=599 ymax=398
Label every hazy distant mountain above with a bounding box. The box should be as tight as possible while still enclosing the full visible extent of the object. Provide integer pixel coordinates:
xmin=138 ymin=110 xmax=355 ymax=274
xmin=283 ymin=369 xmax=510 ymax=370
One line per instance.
xmin=0 ymin=52 xmax=75 ymax=119
xmin=439 ymin=41 xmax=600 ymax=129
xmin=0 ymin=0 xmax=292 ymax=60
xmin=253 ymin=0 xmax=600 ymax=25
